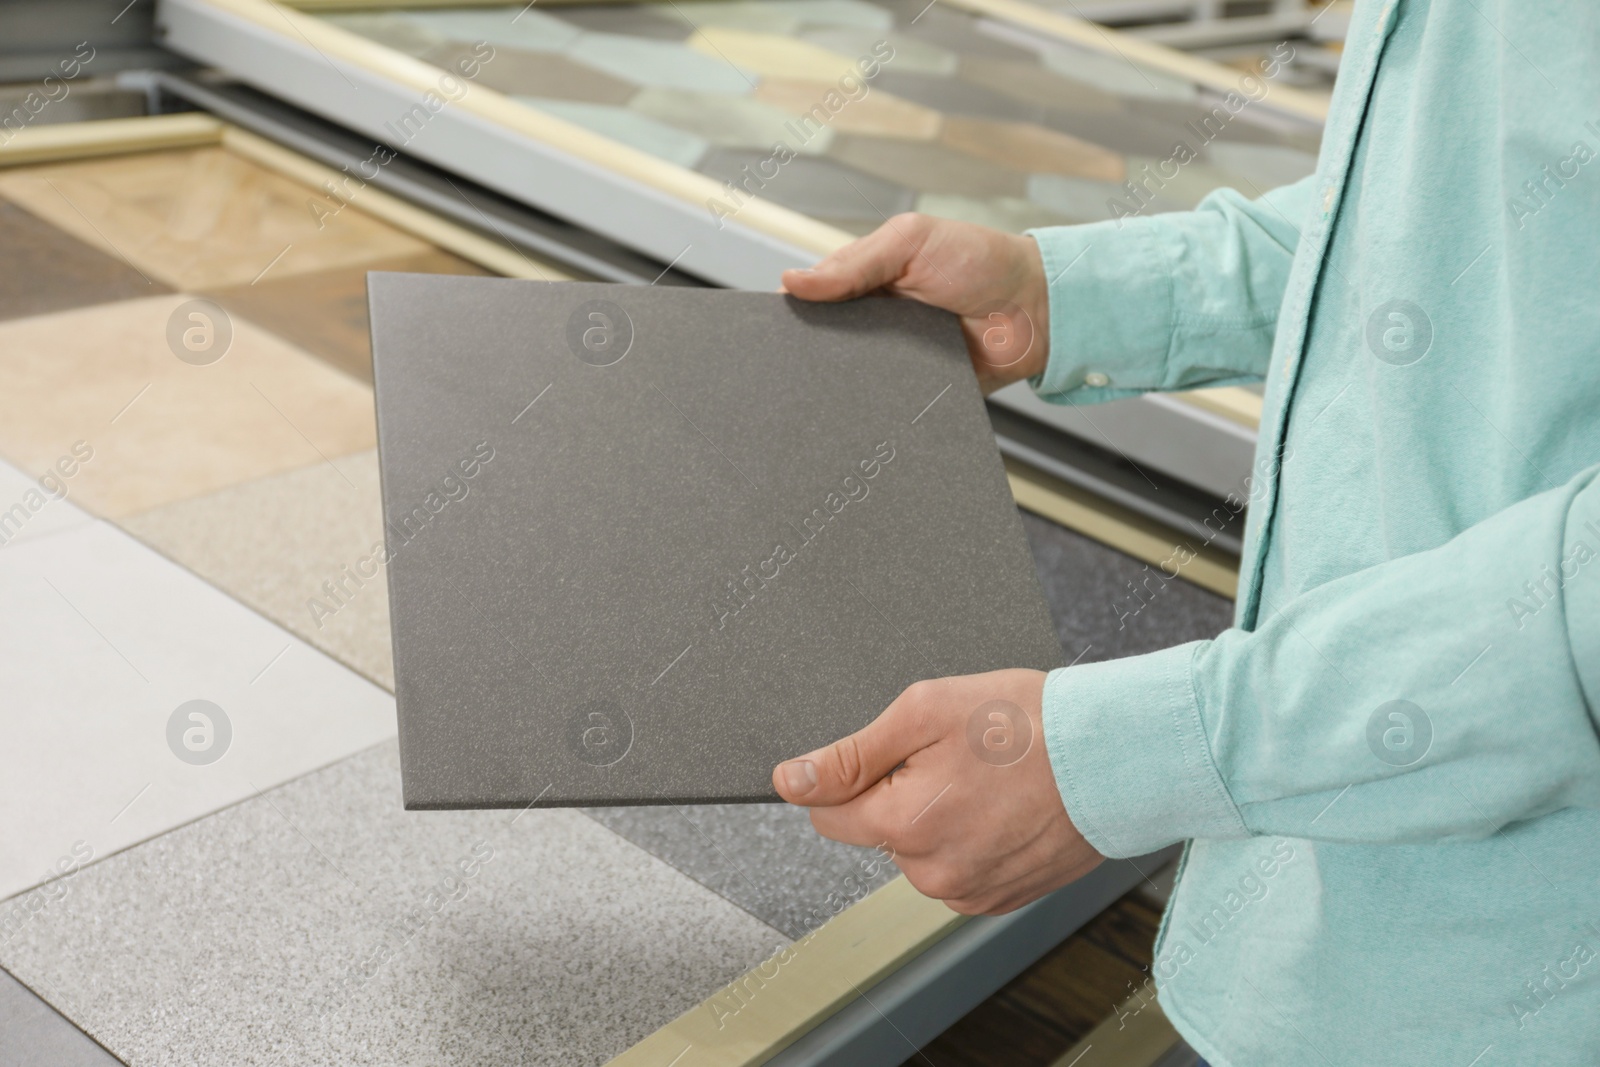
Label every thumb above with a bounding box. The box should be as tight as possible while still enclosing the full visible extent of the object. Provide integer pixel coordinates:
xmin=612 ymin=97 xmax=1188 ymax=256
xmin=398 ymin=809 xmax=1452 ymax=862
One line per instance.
xmin=779 ymin=216 xmax=924 ymax=302
xmin=774 ymin=695 xmax=939 ymax=807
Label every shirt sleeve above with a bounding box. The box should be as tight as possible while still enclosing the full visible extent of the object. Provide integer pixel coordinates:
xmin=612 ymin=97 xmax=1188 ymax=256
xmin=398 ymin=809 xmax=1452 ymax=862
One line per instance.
xmin=1025 ymin=176 xmax=1316 ymax=405
xmin=1043 ymin=465 xmax=1600 ymax=858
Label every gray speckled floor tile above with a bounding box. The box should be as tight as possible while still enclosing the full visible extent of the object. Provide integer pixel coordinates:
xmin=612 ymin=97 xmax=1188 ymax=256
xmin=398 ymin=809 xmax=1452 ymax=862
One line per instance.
xmin=0 ymin=968 xmax=120 ymax=1067
xmin=0 ymin=742 xmax=783 ymax=1067
xmin=1019 ymin=510 xmax=1234 ymax=664
xmin=120 ymin=451 xmax=395 ymax=690
xmin=582 ymin=803 xmax=898 ymax=939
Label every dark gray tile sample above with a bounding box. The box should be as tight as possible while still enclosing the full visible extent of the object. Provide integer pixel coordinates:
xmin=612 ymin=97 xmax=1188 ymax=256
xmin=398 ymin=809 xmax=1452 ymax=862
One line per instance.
xmin=0 ymin=743 xmax=782 ymax=1067
xmin=0 ymin=201 xmax=163 ymax=322
xmin=582 ymin=803 xmax=898 ymax=939
xmin=580 ymin=510 xmax=1228 ymax=938
xmin=1019 ymin=510 xmax=1234 ymax=664
xmin=698 ymin=148 xmax=916 ymax=221
xmin=369 ymin=277 xmax=1062 ymax=809
xmin=0 ymin=968 xmax=121 ymax=1067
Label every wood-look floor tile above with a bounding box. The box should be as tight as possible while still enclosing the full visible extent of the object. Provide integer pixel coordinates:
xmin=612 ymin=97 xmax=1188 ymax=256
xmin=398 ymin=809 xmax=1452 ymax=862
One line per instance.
xmin=202 ymin=249 xmax=489 ymax=384
xmin=0 ymin=294 xmax=376 ymax=518
xmin=0 ymin=147 xmax=430 ymax=290
xmin=941 ymin=116 xmax=1125 ymax=181
xmin=0 ymin=199 xmax=166 ymax=322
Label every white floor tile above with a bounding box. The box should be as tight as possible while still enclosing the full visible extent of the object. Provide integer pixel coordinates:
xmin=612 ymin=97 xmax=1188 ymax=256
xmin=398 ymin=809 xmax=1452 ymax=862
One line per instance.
xmin=0 ymin=456 xmax=93 ymax=549
xmin=0 ymin=521 xmax=396 ymax=901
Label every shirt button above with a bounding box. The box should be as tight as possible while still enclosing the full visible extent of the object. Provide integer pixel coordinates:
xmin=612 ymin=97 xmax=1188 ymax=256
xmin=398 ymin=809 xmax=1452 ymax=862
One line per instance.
xmin=1085 ymin=371 xmax=1110 ymax=387
xmin=1321 ymin=185 xmax=1335 ymax=213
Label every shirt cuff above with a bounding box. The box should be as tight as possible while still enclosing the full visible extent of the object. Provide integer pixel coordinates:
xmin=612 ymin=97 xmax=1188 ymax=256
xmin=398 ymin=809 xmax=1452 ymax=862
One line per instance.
xmin=1025 ymin=218 xmax=1177 ymax=405
xmin=1041 ymin=641 xmax=1249 ymax=858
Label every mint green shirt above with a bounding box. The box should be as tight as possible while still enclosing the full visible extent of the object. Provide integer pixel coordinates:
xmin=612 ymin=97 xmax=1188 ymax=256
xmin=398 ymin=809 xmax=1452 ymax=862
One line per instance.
xmin=1028 ymin=1 xmax=1600 ymax=1062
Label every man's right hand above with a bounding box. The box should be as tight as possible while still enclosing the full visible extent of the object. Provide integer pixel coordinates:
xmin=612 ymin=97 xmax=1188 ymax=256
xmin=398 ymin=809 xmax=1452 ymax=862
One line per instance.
xmin=781 ymin=214 xmax=1051 ymax=394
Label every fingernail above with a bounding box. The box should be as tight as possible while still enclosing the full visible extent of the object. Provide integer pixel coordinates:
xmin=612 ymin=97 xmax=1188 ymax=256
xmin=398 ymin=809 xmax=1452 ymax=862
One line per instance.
xmin=791 ymin=267 xmax=814 ymax=275
xmin=782 ymin=759 xmax=818 ymax=796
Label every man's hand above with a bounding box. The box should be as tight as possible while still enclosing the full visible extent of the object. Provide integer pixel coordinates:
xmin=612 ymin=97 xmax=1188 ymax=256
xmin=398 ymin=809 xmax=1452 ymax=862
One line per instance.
xmin=772 ymin=669 xmax=1104 ymax=915
xmin=781 ymin=214 xmax=1050 ymax=394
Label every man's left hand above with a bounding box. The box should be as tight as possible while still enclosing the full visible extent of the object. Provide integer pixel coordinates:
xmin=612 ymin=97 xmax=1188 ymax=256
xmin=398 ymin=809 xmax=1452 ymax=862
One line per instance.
xmin=773 ymin=669 xmax=1105 ymax=915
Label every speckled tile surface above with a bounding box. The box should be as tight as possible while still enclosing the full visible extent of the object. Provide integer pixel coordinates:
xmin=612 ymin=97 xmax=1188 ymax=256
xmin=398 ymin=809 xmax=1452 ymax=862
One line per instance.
xmin=370 ymin=278 xmax=1062 ymax=808
xmin=1019 ymin=510 xmax=1234 ymax=665
xmin=0 ymin=520 xmax=395 ymax=902
xmin=583 ymin=803 xmax=899 ymax=939
xmin=0 ymin=199 xmax=163 ymax=324
xmin=0 ymin=742 xmax=783 ymax=1067
xmin=0 ymin=293 xmax=376 ymax=518
xmin=120 ymin=451 xmax=395 ymax=690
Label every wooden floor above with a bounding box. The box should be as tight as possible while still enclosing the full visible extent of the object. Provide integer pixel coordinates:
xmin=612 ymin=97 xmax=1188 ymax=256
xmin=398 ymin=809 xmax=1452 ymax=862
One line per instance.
xmin=902 ymin=890 xmax=1165 ymax=1067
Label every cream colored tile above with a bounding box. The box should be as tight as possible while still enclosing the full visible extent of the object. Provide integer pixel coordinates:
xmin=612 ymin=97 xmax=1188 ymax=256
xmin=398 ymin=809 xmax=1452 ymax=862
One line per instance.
xmin=121 ymin=451 xmax=396 ymax=691
xmin=0 ymin=294 xmax=376 ymax=518
xmin=0 ymin=147 xmax=429 ymax=290
xmin=0 ymin=456 xmax=93 ymax=548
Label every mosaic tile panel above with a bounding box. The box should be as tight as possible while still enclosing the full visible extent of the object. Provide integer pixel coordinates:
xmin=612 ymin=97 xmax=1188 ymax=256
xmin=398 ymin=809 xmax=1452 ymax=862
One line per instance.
xmin=316 ymin=0 xmax=1323 ymax=234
